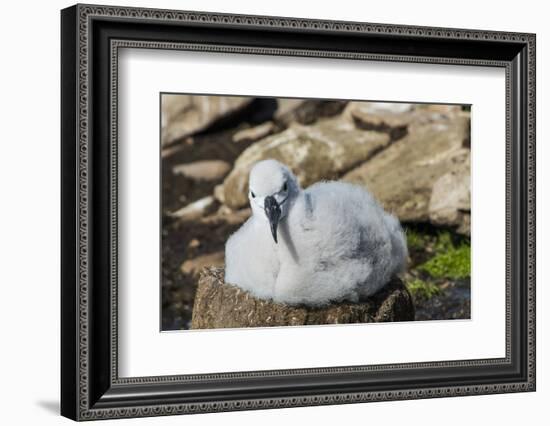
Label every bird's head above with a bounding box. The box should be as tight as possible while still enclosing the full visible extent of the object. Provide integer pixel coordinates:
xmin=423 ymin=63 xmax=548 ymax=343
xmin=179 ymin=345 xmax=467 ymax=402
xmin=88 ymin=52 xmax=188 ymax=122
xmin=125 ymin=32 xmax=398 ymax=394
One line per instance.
xmin=248 ymin=159 xmax=300 ymax=243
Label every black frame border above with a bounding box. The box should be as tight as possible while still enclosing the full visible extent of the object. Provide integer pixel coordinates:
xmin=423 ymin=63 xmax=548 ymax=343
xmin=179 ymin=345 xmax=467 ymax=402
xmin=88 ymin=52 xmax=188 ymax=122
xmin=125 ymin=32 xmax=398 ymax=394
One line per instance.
xmin=61 ymin=4 xmax=536 ymax=421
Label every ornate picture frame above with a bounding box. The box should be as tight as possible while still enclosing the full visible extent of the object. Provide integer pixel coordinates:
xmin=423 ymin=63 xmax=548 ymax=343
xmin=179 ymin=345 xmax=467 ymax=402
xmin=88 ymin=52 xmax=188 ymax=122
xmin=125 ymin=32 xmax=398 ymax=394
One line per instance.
xmin=61 ymin=4 xmax=536 ymax=420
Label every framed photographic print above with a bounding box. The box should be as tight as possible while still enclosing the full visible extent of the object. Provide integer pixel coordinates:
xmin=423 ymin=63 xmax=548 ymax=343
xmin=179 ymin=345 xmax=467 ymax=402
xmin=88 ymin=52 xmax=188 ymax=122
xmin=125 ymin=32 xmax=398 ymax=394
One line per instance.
xmin=61 ymin=3 xmax=536 ymax=421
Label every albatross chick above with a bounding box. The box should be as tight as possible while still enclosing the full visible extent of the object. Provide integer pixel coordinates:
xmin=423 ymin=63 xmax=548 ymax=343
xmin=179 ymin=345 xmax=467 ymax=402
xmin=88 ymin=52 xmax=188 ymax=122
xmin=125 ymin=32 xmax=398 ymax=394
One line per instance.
xmin=225 ymin=159 xmax=407 ymax=306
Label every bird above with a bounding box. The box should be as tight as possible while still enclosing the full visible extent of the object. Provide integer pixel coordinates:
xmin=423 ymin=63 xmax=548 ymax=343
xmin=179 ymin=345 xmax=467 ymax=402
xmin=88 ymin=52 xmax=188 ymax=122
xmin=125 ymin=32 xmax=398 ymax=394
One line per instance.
xmin=224 ymin=159 xmax=408 ymax=306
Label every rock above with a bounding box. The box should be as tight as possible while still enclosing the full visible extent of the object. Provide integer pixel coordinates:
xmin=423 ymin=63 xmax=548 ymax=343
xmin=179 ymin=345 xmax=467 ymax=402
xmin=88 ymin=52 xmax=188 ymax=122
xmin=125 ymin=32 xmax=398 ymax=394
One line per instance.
xmin=458 ymin=111 xmax=471 ymax=148
xmin=419 ymin=104 xmax=463 ymax=114
xmin=274 ymin=99 xmax=303 ymax=118
xmin=344 ymin=102 xmax=465 ymax=142
xmin=344 ymin=102 xmax=414 ymax=141
xmin=457 ymin=214 xmax=471 ymax=236
xmin=222 ymin=118 xmax=390 ymax=209
xmin=232 ymin=121 xmax=276 ymax=144
xmin=200 ymin=208 xmax=251 ymax=227
xmin=161 ymin=140 xmax=188 ymax=159
xmin=342 ymin=113 xmax=470 ymax=224
xmin=169 ymin=196 xmax=218 ymax=221
xmin=213 ymin=183 xmax=226 ymax=204
xmin=187 ymin=238 xmax=201 ymax=249
xmin=429 ymin=155 xmax=471 ymax=235
xmin=352 ymin=101 xmax=418 ymax=116
xmin=161 ymin=95 xmax=253 ymax=146
xmin=274 ymin=99 xmax=348 ymax=127
xmin=191 ymin=267 xmax=415 ymax=329
xmin=172 ymin=160 xmax=231 ymax=182
xmin=180 ymin=252 xmax=225 ymax=279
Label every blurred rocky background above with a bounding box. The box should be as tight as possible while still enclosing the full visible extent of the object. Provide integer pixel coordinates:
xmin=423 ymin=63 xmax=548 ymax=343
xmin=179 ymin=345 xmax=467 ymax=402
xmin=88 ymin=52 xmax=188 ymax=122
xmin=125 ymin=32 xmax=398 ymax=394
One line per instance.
xmin=161 ymin=94 xmax=471 ymax=331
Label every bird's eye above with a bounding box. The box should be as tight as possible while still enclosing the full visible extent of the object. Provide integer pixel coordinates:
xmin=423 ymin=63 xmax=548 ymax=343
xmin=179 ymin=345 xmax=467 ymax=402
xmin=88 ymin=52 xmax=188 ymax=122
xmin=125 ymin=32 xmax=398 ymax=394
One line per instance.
xmin=250 ymin=191 xmax=256 ymax=198
xmin=283 ymin=182 xmax=288 ymax=191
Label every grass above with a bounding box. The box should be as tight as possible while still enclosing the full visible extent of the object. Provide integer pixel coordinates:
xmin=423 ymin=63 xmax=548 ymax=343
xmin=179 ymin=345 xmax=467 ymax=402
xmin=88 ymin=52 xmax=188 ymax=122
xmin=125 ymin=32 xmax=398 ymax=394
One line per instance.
xmin=406 ymin=278 xmax=441 ymax=301
xmin=418 ymin=244 xmax=471 ymax=279
xmin=406 ymin=228 xmax=431 ymax=251
xmin=404 ymin=227 xmax=471 ymax=301
xmin=433 ymin=230 xmax=454 ymax=252
xmin=406 ymin=228 xmax=457 ymax=253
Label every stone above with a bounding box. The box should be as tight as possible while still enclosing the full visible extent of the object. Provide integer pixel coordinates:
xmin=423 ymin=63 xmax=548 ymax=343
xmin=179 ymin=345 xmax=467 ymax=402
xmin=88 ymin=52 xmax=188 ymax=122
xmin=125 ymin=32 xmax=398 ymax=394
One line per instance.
xmin=180 ymin=252 xmax=225 ymax=280
xmin=419 ymin=104 xmax=463 ymax=114
xmin=429 ymin=155 xmax=471 ymax=235
xmin=353 ymin=102 xmax=414 ymax=114
xmin=172 ymin=160 xmax=231 ymax=182
xmin=343 ymin=102 xmax=465 ymax=142
xmin=188 ymin=238 xmax=201 ymax=249
xmin=344 ymin=102 xmax=414 ymax=141
xmin=458 ymin=111 xmax=471 ymax=148
xmin=213 ymin=183 xmax=226 ymax=204
xmin=342 ymin=113 xmax=470 ymax=224
xmin=232 ymin=121 xmax=276 ymax=144
xmin=191 ymin=267 xmax=415 ymax=329
xmin=169 ymin=196 xmax=218 ymax=221
xmin=161 ymin=95 xmax=253 ymax=146
xmin=221 ymin=118 xmax=390 ymax=209
xmin=274 ymin=99 xmax=348 ymax=127
xmin=200 ymin=208 xmax=251 ymax=227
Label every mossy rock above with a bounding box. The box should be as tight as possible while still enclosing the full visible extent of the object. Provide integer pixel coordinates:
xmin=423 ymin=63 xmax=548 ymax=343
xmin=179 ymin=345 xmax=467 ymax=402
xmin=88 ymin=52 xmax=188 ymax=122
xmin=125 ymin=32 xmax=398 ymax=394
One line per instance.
xmin=191 ymin=267 xmax=415 ymax=329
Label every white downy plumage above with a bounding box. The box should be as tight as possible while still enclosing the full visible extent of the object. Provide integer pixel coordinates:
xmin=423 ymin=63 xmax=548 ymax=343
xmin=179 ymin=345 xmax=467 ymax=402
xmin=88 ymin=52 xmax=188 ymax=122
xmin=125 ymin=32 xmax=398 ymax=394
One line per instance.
xmin=225 ymin=159 xmax=408 ymax=306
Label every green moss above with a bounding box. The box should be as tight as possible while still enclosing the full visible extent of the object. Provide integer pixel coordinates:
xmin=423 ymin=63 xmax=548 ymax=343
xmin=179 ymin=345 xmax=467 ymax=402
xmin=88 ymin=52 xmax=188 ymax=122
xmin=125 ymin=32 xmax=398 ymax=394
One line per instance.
xmin=406 ymin=228 xmax=431 ymax=251
xmin=419 ymin=244 xmax=471 ymax=279
xmin=406 ymin=278 xmax=441 ymax=301
xmin=433 ymin=231 xmax=454 ymax=253
xmin=405 ymin=226 xmax=471 ymax=278
xmin=406 ymin=228 xmax=457 ymax=253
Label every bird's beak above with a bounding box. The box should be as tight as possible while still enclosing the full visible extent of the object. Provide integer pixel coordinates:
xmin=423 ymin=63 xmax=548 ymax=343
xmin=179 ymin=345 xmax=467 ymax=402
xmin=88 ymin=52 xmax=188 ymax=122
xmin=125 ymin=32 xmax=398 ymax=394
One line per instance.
xmin=264 ymin=195 xmax=281 ymax=243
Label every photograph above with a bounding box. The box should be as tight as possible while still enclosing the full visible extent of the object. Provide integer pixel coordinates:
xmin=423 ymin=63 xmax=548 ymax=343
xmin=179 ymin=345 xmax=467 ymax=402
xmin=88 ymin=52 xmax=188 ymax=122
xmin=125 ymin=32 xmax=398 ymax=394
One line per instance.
xmin=160 ymin=94 xmax=472 ymax=331
xmin=58 ymin=3 xmax=536 ymax=420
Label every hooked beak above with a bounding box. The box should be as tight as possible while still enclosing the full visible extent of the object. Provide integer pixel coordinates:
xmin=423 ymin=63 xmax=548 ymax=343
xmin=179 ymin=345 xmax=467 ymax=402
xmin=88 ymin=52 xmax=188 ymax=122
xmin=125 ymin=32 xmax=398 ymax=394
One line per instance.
xmin=264 ymin=195 xmax=281 ymax=243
